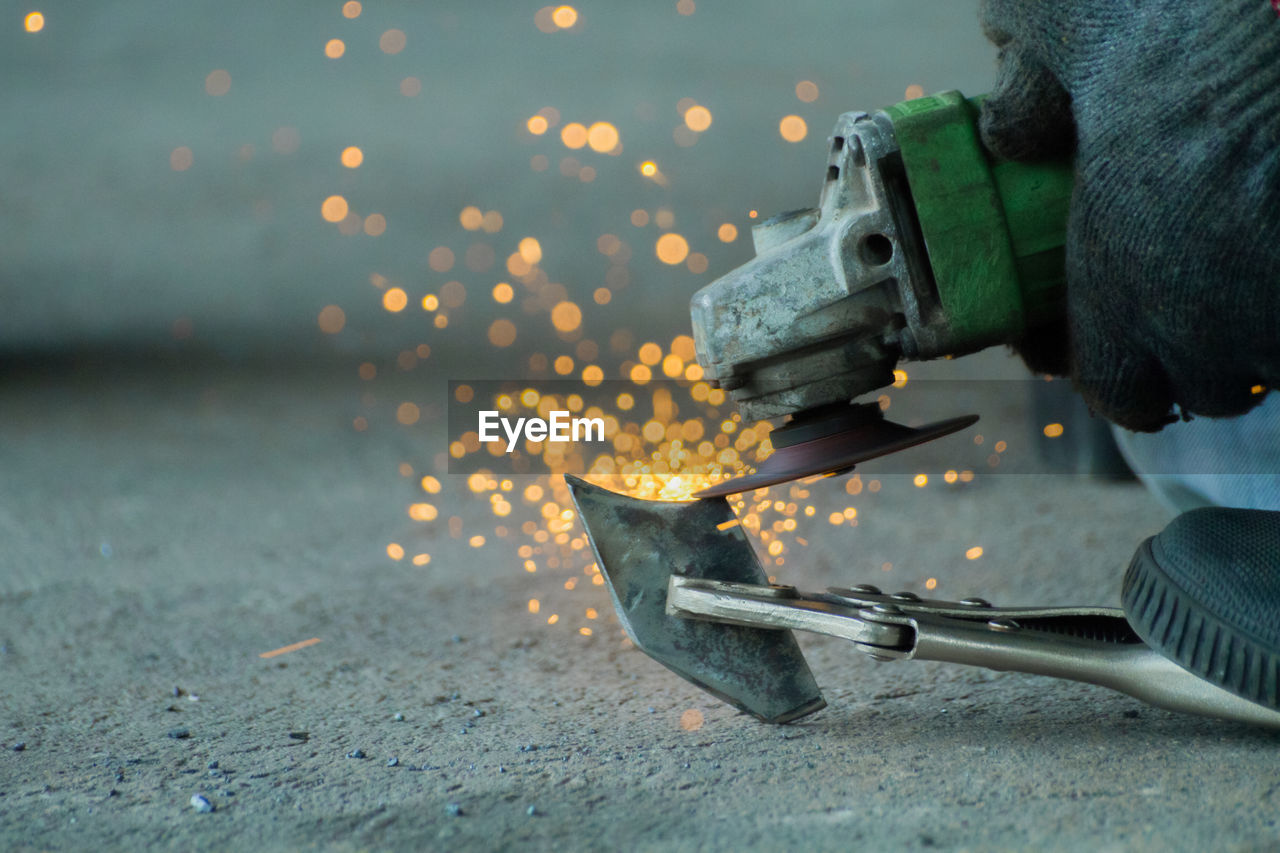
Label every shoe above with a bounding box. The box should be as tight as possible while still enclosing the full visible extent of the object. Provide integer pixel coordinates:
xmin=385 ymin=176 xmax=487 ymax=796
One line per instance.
xmin=1123 ymin=507 xmax=1280 ymax=710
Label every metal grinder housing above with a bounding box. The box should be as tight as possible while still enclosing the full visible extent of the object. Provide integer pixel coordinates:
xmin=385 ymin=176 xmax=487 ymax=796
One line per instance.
xmin=690 ymin=91 xmax=1073 ymax=423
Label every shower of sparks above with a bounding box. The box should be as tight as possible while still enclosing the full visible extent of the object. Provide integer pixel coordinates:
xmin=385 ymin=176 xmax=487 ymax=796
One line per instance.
xmin=283 ymin=8 xmax=1009 ymax=641
xmin=259 ymin=638 xmax=321 ymax=659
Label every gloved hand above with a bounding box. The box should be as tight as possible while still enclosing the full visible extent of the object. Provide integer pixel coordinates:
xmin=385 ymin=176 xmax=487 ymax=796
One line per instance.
xmin=979 ymin=0 xmax=1280 ymax=431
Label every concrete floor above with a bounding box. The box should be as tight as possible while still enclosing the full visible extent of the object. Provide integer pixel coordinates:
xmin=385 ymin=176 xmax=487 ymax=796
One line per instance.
xmin=4 ymin=361 xmax=1279 ymax=852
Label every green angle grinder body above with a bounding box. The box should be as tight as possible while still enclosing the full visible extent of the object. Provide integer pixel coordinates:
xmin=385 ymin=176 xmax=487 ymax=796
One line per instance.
xmin=690 ymin=90 xmax=1071 ymax=498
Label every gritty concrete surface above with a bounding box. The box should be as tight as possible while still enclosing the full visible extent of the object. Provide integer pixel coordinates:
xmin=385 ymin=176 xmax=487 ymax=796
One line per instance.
xmin=4 ymin=360 xmax=1280 ymax=852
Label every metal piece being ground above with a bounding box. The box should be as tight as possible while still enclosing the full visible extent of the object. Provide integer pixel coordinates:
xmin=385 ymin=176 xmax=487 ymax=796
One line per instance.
xmin=565 ymin=475 xmax=826 ymax=723
xmin=695 ymin=410 xmax=979 ymax=498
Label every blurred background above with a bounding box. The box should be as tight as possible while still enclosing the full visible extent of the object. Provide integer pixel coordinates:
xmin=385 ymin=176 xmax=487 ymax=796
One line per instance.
xmin=2 ymin=0 xmax=997 ymax=364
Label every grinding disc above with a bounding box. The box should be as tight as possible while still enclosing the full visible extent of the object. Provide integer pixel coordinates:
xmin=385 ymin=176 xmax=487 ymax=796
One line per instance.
xmin=695 ymin=404 xmax=978 ymax=498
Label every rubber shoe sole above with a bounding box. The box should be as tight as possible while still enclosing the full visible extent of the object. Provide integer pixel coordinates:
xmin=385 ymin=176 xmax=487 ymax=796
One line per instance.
xmin=1122 ymin=507 xmax=1280 ymax=711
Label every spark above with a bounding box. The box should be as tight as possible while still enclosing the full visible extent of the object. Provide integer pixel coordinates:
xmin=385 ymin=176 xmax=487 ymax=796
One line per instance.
xmin=382 ymin=288 xmax=408 ymax=312
xmin=684 ymin=105 xmax=712 ymax=132
xmin=552 ymin=6 xmax=578 ymax=28
xmin=561 ymin=123 xmax=588 ymax=149
xmin=396 ymin=403 xmax=420 ymax=425
xmin=321 ymin=195 xmax=349 ymax=223
xmin=409 ymin=503 xmax=438 ymax=521
xmin=518 ymin=237 xmax=542 ymax=264
xmin=551 ymin=301 xmax=582 ymax=332
xmin=379 ymin=29 xmax=406 ymax=54
xmin=259 ymin=638 xmax=321 ymax=659
xmin=779 ymin=115 xmax=808 ymax=143
xmin=205 ymin=70 xmax=231 ymax=97
xmin=655 ymin=233 xmax=690 ymax=265
xmin=317 ymin=305 xmax=345 ymax=334
xmin=428 ymin=246 xmax=455 ymax=272
xmin=587 ymin=122 xmax=619 ymax=153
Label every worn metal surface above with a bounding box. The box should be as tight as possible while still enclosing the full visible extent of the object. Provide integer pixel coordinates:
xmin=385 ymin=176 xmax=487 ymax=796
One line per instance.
xmin=689 ymin=90 xmax=1071 ymax=425
xmin=668 ymin=578 xmax=1280 ymax=730
xmin=564 ymin=475 xmax=826 ymax=724
xmin=689 ymin=110 xmax=921 ymax=421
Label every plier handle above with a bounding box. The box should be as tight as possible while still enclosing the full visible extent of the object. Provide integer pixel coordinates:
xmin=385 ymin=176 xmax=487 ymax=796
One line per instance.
xmin=667 ymin=577 xmax=1280 ymax=729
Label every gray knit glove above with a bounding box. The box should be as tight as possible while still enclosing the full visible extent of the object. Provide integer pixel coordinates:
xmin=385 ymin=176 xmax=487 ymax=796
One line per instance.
xmin=979 ymin=0 xmax=1280 ymax=431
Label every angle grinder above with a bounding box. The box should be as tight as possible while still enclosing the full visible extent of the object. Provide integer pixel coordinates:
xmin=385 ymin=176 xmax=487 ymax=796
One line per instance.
xmin=691 ymin=90 xmax=1072 ymax=497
